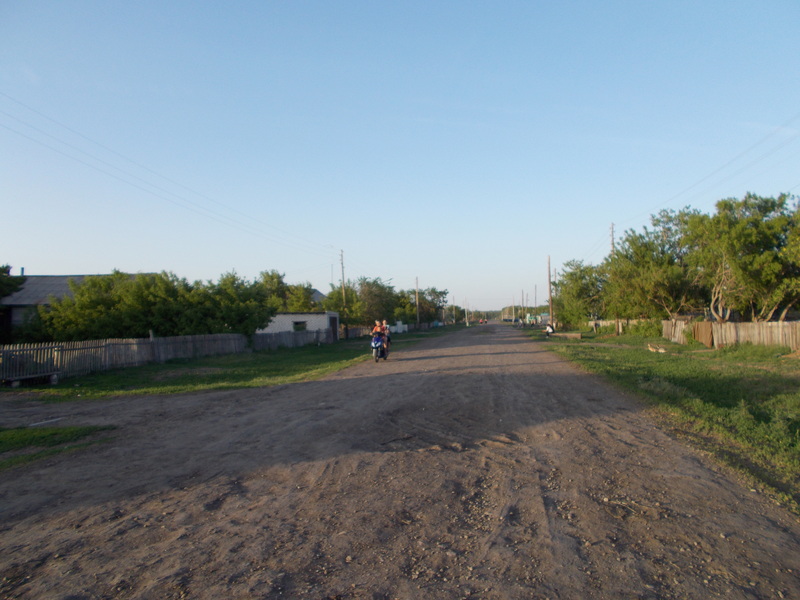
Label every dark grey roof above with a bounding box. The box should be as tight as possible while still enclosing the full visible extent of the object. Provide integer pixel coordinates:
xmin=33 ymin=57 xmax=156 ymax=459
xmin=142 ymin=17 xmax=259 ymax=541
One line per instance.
xmin=1 ymin=275 xmax=89 ymax=307
xmin=2 ymin=276 xmax=327 ymax=307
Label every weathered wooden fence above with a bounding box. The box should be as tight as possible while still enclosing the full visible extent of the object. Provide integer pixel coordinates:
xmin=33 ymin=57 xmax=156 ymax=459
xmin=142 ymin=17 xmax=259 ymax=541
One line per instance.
xmin=340 ymin=326 xmax=372 ymax=339
xmin=252 ymin=329 xmax=334 ymax=351
xmin=663 ymin=320 xmax=800 ymax=350
xmin=662 ymin=320 xmax=690 ymax=345
xmin=0 ymin=334 xmax=249 ymax=384
xmin=712 ymin=321 xmax=800 ymax=350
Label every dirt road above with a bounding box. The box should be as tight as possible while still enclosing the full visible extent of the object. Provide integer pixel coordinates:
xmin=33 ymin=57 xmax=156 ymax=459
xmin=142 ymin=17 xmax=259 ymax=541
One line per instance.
xmin=1 ymin=324 xmax=799 ymax=599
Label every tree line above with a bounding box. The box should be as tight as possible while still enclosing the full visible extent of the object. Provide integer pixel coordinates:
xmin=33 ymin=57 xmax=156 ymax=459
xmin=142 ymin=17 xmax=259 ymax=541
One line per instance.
xmin=0 ymin=267 xmax=451 ymax=343
xmin=553 ymin=193 xmax=800 ymax=329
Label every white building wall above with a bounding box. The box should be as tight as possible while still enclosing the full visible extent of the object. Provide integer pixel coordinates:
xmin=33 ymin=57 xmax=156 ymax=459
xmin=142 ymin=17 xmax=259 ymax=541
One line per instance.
xmin=257 ymin=312 xmax=338 ymax=334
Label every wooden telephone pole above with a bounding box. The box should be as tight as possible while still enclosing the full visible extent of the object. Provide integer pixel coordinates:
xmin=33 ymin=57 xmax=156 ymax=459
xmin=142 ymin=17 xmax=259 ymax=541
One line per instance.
xmin=548 ymin=255 xmax=554 ymax=327
xmin=415 ymin=277 xmax=420 ymax=327
xmin=340 ymin=250 xmax=348 ymax=339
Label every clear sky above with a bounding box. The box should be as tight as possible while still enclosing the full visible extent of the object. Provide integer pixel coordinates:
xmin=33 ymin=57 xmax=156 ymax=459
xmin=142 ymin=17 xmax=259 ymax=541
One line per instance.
xmin=2 ymin=1 xmax=799 ymax=311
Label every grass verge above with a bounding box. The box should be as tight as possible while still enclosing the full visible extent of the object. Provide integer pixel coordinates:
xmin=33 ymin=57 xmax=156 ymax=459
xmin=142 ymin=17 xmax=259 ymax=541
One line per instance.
xmin=532 ymin=329 xmax=800 ymax=514
xmin=0 ymin=426 xmax=115 ymax=471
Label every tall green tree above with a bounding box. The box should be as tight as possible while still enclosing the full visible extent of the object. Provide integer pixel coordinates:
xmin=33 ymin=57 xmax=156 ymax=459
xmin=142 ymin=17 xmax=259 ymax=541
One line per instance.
xmin=257 ymin=270 xmax=291 ymax=311
xmin=322 ymin=280 xmax=361 ymax=325
xmin=395 ymin=287 xmax=448 ymax=325
xmin=552 ymin=260 xmax=604 ymax=328
xmin=34 ymin=271 xmax=277 ymax=341
xmin=780 ymin=203 xmax=800 ymax=319
xmin=604 ymin=209 xmax=702 ymax=320
xmin=255 ymin=270 xmax=321 ymax=313
xmin=357 ymin=277 xmax=398 ymax=325
xmin=420 ymin=287 xmax=449 ymax=323
xmin=685 ymin=193 xmax=798 ymax=321
xmin=285 ymin=283 xmax=320 ymax=312
xmin=0 ymin=265 xmax=25 ymax=299
xmin=0 ymin=265 xmax=27 ymax=343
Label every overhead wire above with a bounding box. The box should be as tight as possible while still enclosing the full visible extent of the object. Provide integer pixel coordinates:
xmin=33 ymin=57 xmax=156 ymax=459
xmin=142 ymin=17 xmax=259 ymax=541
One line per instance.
xmin=616 ymin=110 xmax=800 ymax=231
xmin=2 ymin=120 xmax=339 ymax=262
xmin=0 ymin=91 xmax=339 ymax=258
xmin=572 ymin=110 xmax=800 ymax=269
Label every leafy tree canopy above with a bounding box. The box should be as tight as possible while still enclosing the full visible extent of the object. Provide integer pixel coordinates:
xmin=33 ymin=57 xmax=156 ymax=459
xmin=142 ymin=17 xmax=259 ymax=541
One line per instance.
xmin=604 ymin=208 xmax=704 ymax=320
xmin=0 ymin=265 xmax=25 ymax=299
xmin=552 ymin=260 xmax=604 ymax=328
xmin=31 ymin=271 xmax=279 ymax=341
xmin=685 ymin=193 xmax=798 ymax=321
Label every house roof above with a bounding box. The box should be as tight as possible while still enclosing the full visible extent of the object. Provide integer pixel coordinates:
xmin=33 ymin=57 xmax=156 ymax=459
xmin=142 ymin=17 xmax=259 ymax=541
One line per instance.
xmin=1 ymin=275 xmax=89 ymax=307
xmin=2 ymin=276 xmax=328 ymax=308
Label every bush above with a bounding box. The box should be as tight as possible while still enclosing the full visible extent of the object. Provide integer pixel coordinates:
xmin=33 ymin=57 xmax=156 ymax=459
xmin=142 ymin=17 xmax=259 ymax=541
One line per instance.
xmin=626 ymin=319 xmax=662 ymax=337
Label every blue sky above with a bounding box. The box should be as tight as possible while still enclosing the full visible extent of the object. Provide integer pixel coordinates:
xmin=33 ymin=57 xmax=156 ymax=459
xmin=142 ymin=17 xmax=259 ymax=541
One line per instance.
xmin=2 ymin=1 xmax=799 ymax=310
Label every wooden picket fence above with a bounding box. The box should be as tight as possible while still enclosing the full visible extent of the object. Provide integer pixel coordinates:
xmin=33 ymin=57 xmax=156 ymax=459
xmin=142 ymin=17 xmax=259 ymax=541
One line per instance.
xmin=663 ymin=320 xmax=800 ymax=350
xmin=0 ymin=328 xmax=347 ymax=385
xmin=711 ymin=321 xmax=800 ymax=350
xmin=0 ymin=333 xmax=247 ymax=384
xmin=252 ymin=329 xmax=334 ymax=351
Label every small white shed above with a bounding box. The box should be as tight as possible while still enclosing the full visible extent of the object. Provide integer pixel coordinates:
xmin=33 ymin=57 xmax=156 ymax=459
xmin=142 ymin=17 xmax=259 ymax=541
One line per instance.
xmin=257 ymin=312 xmax=340 ymax=339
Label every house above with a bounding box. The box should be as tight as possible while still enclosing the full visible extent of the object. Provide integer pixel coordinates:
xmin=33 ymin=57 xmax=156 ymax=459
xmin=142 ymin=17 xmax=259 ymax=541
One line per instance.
xmin=257 ymin=312 xmax=340 ymax=340
xmin=0 ymin=274 xmax=89 ymax=331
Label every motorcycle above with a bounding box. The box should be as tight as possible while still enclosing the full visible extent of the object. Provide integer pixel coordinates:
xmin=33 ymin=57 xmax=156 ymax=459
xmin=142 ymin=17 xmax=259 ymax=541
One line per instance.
xmin=370 ymin=333 xmax=388 ymax=362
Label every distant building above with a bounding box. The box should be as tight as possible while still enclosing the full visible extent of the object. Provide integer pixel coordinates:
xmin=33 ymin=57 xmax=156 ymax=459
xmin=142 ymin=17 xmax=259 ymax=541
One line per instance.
xmin=1 ymin=275 xmax=90 ymax=331
xmin=257 ymin=312 xmax=340 ymax=340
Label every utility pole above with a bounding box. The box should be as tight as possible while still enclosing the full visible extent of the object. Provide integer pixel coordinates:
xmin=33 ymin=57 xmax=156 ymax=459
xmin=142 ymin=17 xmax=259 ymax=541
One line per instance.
xmin=340 ymin=250 xmax=348 ymax=339
xmin=415 ymin=277 xmax=420 ymax=327
xmin=548 ymin=255 xmax=554 ymax=327
xmin=610 ymin=223 xmax=616 ymax=257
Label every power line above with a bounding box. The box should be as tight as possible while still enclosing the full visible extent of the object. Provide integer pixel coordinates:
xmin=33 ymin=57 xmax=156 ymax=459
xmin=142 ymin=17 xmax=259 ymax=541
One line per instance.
xmin=2 ymin=121 xmax=340 ymax=261
xmin=572 ymin=111 xmax=800 ymax=270
xmin=619 ymin=110 xmax=800 ymax=228
xmin=0 ymin=91 xmax=338 ymax=257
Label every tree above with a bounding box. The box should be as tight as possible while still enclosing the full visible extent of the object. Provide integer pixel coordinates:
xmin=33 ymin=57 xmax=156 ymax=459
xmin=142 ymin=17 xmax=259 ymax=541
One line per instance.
xmin=780 ymin=203 xmax=800 ymax=319
xmin=0 ymin=265 xmax=25 ymax=299
xmin=322 ymin=280 xmax=361 ymax=325
xmin=285 ymin=283 xmax=320 ymax=312
xmin=0 ymin=265 xmax=26 ymax=343
xmin=552 ymin=260 xmax=604 ymax=328
xmin=685 ymin=193 xmax=798 ymax=321
xmin=209 ymin=271 xmax=276 ymax=336
xmin=393 ymin=291 xmax=417 ymax=325
xmin=33 ymin=271 xmax=277 ymax=341
xmin=253 ymin=270 xmax=322 ymax=313
xmin=420 ymin=287 xmax=449 ymax=323
xmin=395 ymin=286 xmax=449 ymax=325
xmin=604 ymin=209 xmax=703 ymax=320
xmin=356 ymin=277 xmax=398 ymax=325
xmin=257 ymin=270 xmax=291 ymax=311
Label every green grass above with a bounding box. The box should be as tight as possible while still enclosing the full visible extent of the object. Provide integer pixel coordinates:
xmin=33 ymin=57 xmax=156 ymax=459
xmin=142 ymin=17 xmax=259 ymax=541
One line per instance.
xmin=19 ymin=341 xmax=370 ymax=400
xmin=0 ymin=425 xmax=114 ymax=470
xmin=534 ymin=329 xmax=800 ymax=513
